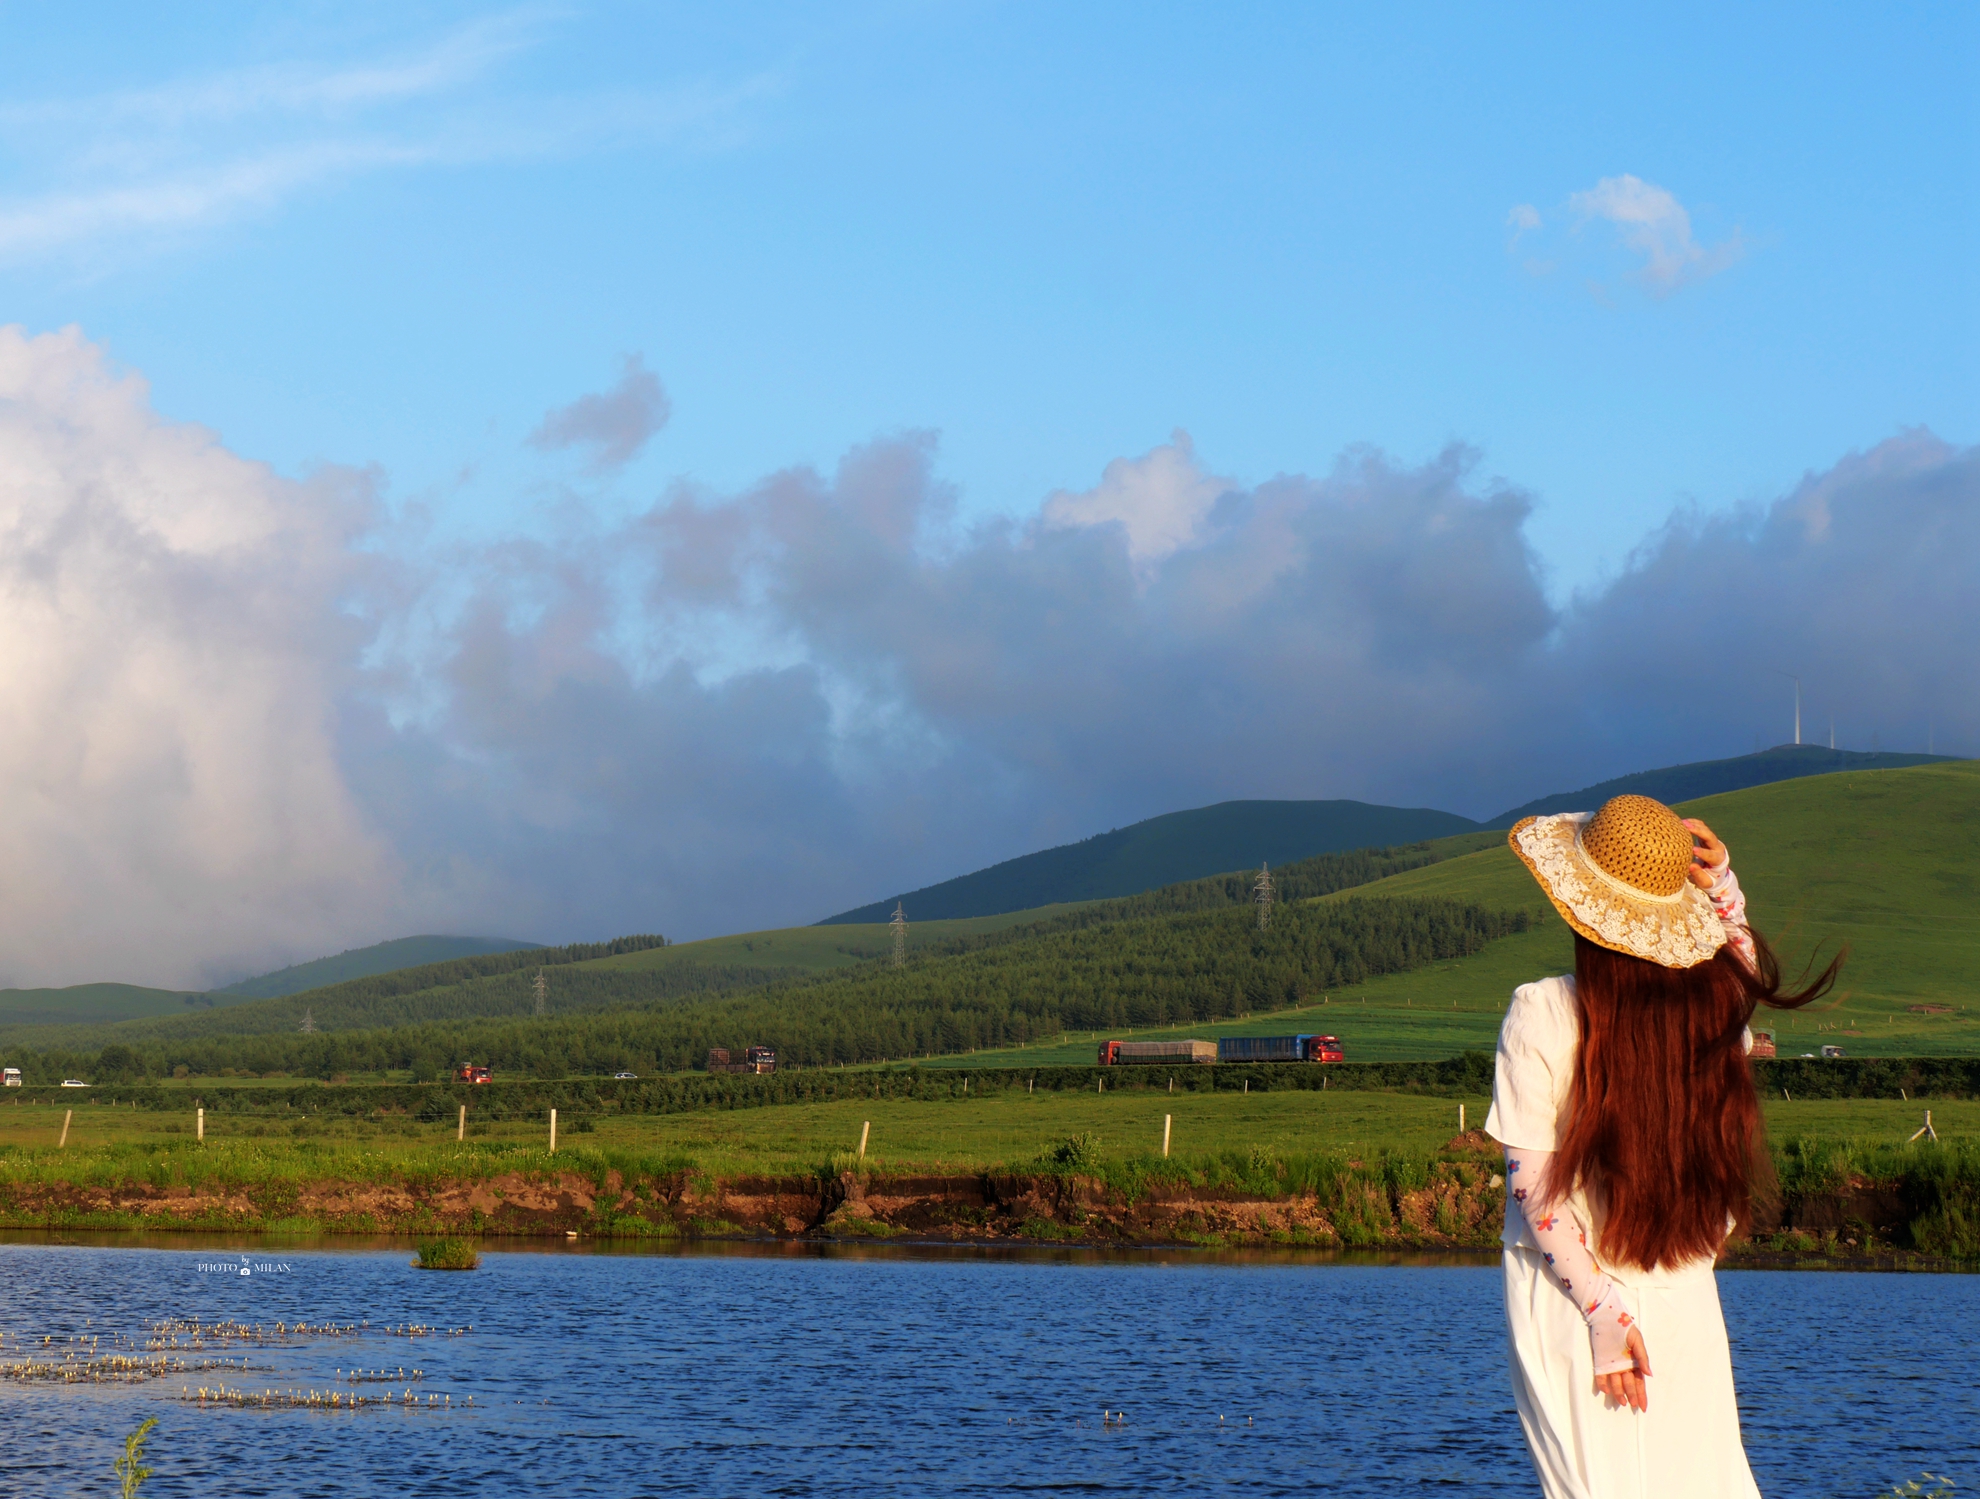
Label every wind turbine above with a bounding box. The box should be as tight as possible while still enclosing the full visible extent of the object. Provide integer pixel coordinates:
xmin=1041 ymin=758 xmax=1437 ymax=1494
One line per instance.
xmin=1770 ymin=671 xmax=1801 ymax=746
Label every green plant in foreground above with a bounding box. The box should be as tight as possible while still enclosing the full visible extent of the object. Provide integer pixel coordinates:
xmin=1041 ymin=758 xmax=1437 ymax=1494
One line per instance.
xmin=1042 ymin=1133 xmax=1101 ymax=1173
xmin=114 ymin=1417 xmax=156 ymax=1498
xmin=413 ymin=1237 xmax=481 ymax=1270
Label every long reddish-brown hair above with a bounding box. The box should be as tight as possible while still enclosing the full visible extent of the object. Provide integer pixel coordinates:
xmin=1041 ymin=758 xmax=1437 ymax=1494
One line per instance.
xmin=1548 ymin=928 xmax=1840 ymax=1270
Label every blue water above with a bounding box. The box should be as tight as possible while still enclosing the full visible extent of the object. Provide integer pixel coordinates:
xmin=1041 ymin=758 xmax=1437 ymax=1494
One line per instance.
xmin=0 ymin=1242 xmax=1972 ymax=1496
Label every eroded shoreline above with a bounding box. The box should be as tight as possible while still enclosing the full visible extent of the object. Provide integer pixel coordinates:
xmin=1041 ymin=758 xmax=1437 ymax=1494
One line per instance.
xmin=0 ymin=1156 xmax=1959 ymax=1269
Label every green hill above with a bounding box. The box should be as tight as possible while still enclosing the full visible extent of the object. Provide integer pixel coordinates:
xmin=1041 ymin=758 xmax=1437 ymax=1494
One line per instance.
xmin=217 ymin=935 xmax=544 ymax=999
xmin=1488 ymin=744 xmax=1956 ymax=827
xmin=0 ymin=983 xmax=213 ymax=1027
xmin=1330 ymin=760 xmax=1980 ymax=1055
xmin=819 ymin=798 xmax=1481 ymax=924
xmin=6 ymin=764 xmax=1972 ymax=1079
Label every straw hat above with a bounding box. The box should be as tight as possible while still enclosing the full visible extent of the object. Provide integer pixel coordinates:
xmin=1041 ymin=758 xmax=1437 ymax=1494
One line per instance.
xmin=1509 ymin=794 xmax=1725 ymax=968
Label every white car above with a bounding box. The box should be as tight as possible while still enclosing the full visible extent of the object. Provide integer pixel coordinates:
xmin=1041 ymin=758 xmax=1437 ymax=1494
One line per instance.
xmin=613 ymin=1071 xmax=637 ymax=1080
xmin=60 ymin=1079 xmax=87 ymax=1088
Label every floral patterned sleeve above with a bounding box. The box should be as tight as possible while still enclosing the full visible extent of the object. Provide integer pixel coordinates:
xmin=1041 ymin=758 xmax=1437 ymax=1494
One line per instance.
xmin=1504 ymin=1147 xmax=1636 ymax=1376
xmin=1699 ymin=849 xmax=1755 ymax=971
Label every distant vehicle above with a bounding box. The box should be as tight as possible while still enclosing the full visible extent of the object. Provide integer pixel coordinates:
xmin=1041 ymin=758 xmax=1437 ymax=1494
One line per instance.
xmin=1820 ymin=1045 xmax=1847 ymax=1059
xmin=454 ymin=1065 xmax=492 ymax=1084
xmin=613 ymin=1071 xmax=637 ymax=1079
xmin=706 ymin=1046 xmax=778 ymax=1075
xmin=1749 ymin=1029 xmax=1777 ymax=1059
xmin=1097 ymin=1040 xmax=1216 ymax=1066
xmin=60 ymin=1079 xmax=87 ymax=1088
xmin=2 ymin=1067 xmax=20 ymax=1087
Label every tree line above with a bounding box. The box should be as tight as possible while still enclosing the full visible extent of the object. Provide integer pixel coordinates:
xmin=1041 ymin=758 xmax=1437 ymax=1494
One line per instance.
xmin=6 ymin=896 xmax=1531 ymax=1083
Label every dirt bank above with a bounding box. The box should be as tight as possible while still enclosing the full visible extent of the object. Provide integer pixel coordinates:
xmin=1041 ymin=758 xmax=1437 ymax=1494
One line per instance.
xmin=0 ymin=1158 xmax=1941 ymax=1262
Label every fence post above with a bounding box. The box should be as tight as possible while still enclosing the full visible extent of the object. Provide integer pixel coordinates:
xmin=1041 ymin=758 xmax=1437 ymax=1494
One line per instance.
xmin=457 ymin=1104 xmax=466 ymax=1142
xmin=1162 ymin=1114 xmax=1171 ymax=1158
xmin=59 ymin=1109 xmax=72 ymax=1148
xmin=859 ymin=1121 xmax=871 ymax=1160
xmin=196 ymin=1107 xmax=203 ymax=1143
xmin=549 ymin=1108 xmax=558 ymax=1154
xmin=1459 ymin=1103 xmax=1466 ymax=1134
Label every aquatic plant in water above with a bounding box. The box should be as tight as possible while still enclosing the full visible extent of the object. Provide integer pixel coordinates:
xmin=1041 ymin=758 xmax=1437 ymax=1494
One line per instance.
xmin=114 ymin=1416 xmax=156 ymax=1497
xmin=413 ymin=1238 xmax=480 ymax=1271
xmin=1880 ymin=1476 xmax=1955 ymax=1498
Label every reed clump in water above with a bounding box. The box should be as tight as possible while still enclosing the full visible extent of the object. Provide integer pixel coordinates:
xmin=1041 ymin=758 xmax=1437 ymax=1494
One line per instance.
xmin=414 ymin=1237 xmax=480 ymax=1270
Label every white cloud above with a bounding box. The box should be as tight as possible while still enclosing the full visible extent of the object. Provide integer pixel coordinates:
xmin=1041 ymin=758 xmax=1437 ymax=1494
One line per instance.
xmin=1567 ymin=173 xmax=1743 ymax=295
xmin=0 ymin=16 xmax=777 ymax=266
xmin=1040 ymin=430 xmax=1233 ymax=569
xmin=3 ymin=329 xmax=1973 ymax=986
xmin=0 ymin=326 xmax=401 ymax=988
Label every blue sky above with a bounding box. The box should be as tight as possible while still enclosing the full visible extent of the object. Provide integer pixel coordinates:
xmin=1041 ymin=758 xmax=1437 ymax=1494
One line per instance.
xmin=3 ymin=3 xmax=1970 ymax=590
xmin=0 ymin=3 xmax=1974 ymax=982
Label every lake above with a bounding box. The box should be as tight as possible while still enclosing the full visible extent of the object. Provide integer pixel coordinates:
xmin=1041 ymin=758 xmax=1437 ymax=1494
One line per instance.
xmin=0 ymin=1240 xmax=1972 ymax=1496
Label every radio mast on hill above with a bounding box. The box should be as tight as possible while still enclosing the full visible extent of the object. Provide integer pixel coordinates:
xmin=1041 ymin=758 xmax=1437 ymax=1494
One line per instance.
xmin=533 ymin=970 xmax=547 ymax=1016
xmin=891 ymin=903 xmax=908 ymax=968
xmin=298 ymin=1008 xmax=318 ymax=1034
xmin=1254 ymin=863 xmax=1274 ymax=931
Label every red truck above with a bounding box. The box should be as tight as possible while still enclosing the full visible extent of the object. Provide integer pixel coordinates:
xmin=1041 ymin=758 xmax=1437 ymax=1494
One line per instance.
xmin=454 ymin=1064 xmax=492 ymax=1084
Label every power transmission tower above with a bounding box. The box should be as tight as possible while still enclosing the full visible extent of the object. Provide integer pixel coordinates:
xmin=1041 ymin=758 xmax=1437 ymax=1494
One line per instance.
xmin=298 ymin=1008 xmax=318 ymax=1034
xmin=1254 ymin=863 xmax=1274 ymax=931
xmin=890 ymin=902 xmax=908 ymax=969
xmin=533 ymin=970 xmax=547 ymax=1016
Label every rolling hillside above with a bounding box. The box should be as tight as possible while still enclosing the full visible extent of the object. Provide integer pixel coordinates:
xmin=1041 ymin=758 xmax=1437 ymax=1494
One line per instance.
xmin=217 ymin=935 xmax=543 ymax=999
xmin=1488 ymin=744 xmax=1955 ymax=827
xmin=1326 ymin=760 xmax=1980 ymax=1055
xmin=5 ymin=762 xmax=1972 ymax=1077
xmin=0 ymin=983 xmax=213 ymax=1027
xmin=819 ymin=798 xmax=1481 ymax=923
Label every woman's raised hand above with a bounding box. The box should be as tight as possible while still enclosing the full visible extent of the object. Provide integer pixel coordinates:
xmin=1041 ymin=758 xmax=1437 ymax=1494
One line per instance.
xmin=1595 ymin=1326 xmax=1653 ymax=1413
xmin=1682 ymin=817 xmax=1728 ymax=889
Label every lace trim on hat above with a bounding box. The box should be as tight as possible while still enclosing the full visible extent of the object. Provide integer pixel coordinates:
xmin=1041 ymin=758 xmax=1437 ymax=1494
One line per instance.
xmin=1516 ymin=815 xmax=1725 ymax=967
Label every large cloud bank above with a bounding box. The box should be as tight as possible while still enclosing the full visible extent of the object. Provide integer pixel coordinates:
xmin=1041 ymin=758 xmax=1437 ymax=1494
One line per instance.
xmin=1 ymin=326 xmax=1973 ymax=986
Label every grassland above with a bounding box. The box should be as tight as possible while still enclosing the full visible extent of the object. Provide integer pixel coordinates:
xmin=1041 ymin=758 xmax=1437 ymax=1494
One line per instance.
xmin=4 ymin=1085 xmax=1971 ymax=1259
xmin=1290 ymin=761 xmax=1980 ymax=1058
xmin=4 ymin=1088 xmax=1971 ymax=1178
xmin=623 ymin=760 xmax=1980 ymax=1069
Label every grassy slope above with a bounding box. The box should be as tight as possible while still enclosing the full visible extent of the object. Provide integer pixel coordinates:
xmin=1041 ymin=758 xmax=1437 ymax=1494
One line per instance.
xmin=929 ymin=762 xmax=1980 ymax=1065
xmin=1488 ymin=744 xmax=1957 ymax=826
xmin=820 ymin=798 xmax=1480 ymax=924
xmin=1323 ymin=761 xmax=1980 ymax=1056
xmin=598 ymin=832 xmax=1508 ymax=983
xmin=579 ymin=906 xmax=1097 ymax=977
xmin=0 ymin=983 xmax=212 ymax=1026
xmin=218 ymin=935 xmax=543 ymax=999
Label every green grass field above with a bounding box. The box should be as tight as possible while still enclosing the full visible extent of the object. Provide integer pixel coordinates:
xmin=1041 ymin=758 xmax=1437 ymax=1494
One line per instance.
xmin=4 ymin=1089 xmax=1970 ymax=1178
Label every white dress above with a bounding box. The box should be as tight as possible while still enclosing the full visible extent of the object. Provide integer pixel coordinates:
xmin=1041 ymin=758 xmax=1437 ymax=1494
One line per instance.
xmin=1484 ymin=975 xmax=1762 ymax=1499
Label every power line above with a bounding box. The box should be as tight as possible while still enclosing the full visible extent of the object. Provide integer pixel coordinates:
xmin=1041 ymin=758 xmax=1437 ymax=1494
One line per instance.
xmin=1254 ymin=862 xmax=1274 ymax=932
xmin=890 ymin=902 xmax=907 ymax=969
xmin=533 ymin=969 xmax=547 ymax=1017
